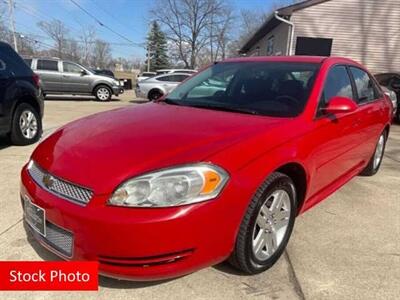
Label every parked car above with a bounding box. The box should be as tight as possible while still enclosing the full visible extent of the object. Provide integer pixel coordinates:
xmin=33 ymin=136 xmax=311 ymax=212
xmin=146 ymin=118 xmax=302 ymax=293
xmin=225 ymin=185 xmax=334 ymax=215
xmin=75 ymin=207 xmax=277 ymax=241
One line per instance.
xmin=21 ymin=56 xmax=392 ymax=281
xmin=156 ymin=69 xmax=197 ymax=75
xmin=136 ymin=73 xmax=191 ymax=100
xmin=23 ymin=57 xmax=123 ymax=101
xmin=375 ymin=72 xmax=400 ymax=122
xmin=0 ymin=42 xmax=44 ymax=145
xmin=137 ymin=72 xmax=156 ymax=82
xmin=380 ymin=86 xmax=397 ymax=119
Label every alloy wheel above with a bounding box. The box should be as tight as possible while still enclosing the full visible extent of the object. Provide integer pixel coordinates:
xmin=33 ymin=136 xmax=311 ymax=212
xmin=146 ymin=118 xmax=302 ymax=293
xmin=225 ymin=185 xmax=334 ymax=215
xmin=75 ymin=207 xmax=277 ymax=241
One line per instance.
xmin=19 ymin=110 xmax=38 ymax=139
xmin=252 ymin=189 xmax=291 ymax=261
xmin=97 ymin=88 xmax=110 ymax=101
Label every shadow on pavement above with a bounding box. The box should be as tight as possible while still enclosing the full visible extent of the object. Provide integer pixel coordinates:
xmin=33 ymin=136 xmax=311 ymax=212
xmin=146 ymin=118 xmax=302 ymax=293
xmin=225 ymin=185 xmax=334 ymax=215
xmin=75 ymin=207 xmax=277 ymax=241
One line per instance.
xmin=44 ymin=95 xmax=121 ymax=102
xmin=129 ymin=99 xmax=149 ymax=104
xmin=0 ymin=135 xmax=11 ymax=150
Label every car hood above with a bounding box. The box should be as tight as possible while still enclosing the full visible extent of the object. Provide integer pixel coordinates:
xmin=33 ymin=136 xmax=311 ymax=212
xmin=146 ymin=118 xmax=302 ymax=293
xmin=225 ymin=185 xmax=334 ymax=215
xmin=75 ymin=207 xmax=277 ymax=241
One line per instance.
xmin=32 ymin=102 xmax=286 ymax=194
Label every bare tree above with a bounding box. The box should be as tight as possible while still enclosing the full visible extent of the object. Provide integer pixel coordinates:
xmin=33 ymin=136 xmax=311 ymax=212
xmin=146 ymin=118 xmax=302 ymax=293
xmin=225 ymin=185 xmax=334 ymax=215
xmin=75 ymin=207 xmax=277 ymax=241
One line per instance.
xmin=38 ymin=20 xmax=69 ymax=58
xmin=80 ymin=26 xmax=96 ymax=66
xmin=151 ymin=0 xmax=228 ymax=68
xmin=92 ymin=39 xmax=111 ymax=69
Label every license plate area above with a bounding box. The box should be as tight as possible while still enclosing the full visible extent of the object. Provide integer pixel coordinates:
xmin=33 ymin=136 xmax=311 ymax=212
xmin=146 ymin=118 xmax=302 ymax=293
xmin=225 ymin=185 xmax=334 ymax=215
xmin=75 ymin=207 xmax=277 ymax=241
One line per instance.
xmin=24 ymin=196 xmax=46 ymax=236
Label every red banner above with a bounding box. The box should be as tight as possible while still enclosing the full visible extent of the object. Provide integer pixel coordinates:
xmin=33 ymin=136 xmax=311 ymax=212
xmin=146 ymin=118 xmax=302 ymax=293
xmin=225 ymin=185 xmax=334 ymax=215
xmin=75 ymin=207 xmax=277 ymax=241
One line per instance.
xmin=0 ymin=261 xmax=98 ymax=290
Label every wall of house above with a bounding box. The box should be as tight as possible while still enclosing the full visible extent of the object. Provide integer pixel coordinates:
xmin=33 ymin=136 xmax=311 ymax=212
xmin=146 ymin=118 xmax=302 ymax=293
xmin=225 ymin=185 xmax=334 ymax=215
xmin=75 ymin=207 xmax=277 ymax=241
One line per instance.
xmin=291 ymin=0 xmax=400 ymax=73
xmin=247 ymin=23 xmax=290 ymax=56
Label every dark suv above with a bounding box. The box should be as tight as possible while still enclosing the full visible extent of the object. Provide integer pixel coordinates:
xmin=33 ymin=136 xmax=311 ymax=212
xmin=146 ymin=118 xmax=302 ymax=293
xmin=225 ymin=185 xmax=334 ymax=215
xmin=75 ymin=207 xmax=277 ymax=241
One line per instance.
xmin=0 ymin=42 xmax=44 ymax=145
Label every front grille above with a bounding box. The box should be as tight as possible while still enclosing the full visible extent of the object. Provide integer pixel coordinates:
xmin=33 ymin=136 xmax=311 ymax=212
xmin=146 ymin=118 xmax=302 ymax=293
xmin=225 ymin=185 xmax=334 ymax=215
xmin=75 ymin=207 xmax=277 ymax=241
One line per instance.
xmin=43 ymin=221 xmax=74 ymax=257
xmin=27 ymin=220 xmax=74 ymax=258
xmin=28 ymin=161 xmax=93 ymax=205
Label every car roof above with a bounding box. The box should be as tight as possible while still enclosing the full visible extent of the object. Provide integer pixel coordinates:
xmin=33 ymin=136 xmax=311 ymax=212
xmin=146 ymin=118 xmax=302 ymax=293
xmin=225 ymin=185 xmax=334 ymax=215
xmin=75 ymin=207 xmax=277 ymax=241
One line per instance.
xmin=154 ymin=72 xmax=191 ymax=78
xmin=0 ymin=41 xmax=11 ymax=48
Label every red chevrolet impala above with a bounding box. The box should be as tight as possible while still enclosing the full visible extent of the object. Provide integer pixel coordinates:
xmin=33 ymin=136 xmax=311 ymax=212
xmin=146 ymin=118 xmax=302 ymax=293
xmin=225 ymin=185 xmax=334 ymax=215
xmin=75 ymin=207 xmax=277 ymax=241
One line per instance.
xmin=20 ymin=56 xmax=392 ymax=280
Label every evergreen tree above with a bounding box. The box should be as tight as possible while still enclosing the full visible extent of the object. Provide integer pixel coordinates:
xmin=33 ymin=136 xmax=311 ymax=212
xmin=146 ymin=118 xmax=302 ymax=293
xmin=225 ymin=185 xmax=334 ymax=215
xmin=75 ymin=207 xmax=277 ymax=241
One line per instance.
xmin=146 ymin=21 xmax=169 ymax=71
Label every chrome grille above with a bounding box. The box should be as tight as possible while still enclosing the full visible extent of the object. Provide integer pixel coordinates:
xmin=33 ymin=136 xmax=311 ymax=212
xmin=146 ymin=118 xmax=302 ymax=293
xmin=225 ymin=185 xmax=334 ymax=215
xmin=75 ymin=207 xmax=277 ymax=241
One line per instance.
xmin=28 ymin=161 xmax=93 ymax=205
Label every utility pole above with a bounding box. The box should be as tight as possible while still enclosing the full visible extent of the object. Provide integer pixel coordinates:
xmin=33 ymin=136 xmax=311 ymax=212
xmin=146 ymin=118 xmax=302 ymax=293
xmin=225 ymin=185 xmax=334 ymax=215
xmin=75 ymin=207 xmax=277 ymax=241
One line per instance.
xmin=146 ymin=45 xmax=150 ymax=72
xmin=8 ymin=0 xmax=18 ymax=52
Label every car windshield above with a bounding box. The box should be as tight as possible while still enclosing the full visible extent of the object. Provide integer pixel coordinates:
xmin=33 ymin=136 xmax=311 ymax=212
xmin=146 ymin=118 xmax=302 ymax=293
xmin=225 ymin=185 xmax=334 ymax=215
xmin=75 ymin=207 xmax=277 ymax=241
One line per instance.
xmin=165 ymin=62 xmax=320 ymax=117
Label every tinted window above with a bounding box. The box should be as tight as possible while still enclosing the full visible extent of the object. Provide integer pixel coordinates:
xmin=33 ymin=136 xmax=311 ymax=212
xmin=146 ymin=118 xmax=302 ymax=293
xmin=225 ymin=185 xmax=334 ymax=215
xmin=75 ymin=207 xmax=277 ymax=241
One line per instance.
xmin=37 ymin=60 xmax=58 ymax=71
xmin=321 ymin=66 xmax=353 ymax=107
xmin=157 ymin=75 xmax=173 ymax=82
xmin=350 ymin=67 xmax=379 ymax=103
xmin=0 ymin=44 xmax=32 ymax=76
xmin=63 ymin=62 xmax=83 ymax=73
xmin=171 ymin=75 xmax=189 ymax=82
xmin=165 ymin=62 xmax=320 ymax=117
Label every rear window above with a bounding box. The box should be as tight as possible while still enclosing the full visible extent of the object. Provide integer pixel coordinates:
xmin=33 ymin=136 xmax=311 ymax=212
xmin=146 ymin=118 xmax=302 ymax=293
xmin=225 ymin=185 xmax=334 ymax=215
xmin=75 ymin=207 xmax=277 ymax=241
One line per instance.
xmin=0 ymin=44 xmax=32 ymax=76
xmin=37 ymin=59 xmax=58 ymax=71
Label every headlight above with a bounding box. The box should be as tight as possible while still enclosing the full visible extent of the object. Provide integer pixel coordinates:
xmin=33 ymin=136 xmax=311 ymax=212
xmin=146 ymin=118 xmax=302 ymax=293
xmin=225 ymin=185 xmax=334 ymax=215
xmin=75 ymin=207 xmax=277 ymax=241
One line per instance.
xmin=108 ymin=164 xmax=229 ymax=207
xmin=112 ymin=80 xmax=120 ymax=86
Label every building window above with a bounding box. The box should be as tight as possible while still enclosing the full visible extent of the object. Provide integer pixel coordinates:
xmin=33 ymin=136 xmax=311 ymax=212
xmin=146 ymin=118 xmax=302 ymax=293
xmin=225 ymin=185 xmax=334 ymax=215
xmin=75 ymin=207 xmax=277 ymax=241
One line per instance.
xmin=267 ymin=36 xmax=274 ymax=55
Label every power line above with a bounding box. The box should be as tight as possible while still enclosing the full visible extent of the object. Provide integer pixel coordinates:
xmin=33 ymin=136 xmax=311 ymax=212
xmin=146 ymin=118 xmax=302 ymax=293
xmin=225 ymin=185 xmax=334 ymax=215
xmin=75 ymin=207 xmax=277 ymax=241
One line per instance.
xmin=88 ymin=0 xmax=142 ymax=35
xmin=69 ymin=0 xmax=143 ymax=47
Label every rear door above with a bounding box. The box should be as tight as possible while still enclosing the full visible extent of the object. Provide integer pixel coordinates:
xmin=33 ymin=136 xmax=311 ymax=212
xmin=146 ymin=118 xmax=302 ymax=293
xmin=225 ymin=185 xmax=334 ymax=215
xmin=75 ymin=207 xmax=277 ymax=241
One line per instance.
xmin=35 ymin=59 xmax=63 ymax=92
xmin=61 ymin=62 xmax=92 ymax=93
xmin=348 ymin=66 xmax=387 ymax=161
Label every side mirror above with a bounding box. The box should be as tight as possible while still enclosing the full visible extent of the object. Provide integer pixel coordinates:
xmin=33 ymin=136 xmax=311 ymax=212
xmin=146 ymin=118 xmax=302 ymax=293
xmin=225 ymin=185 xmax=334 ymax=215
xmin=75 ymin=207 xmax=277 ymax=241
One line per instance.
xmin=81 ymin=70 xmax=88 ymax=76
xmin=322 ymin=96 xmax=357 ymax=114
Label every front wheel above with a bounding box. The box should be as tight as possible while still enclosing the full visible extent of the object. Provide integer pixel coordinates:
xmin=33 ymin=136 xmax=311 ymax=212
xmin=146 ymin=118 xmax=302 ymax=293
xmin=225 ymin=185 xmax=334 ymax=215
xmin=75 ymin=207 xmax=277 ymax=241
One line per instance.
xmin=229 ymin=172 xmax=297 ymax=274
xmin=94 ymin=85 xmax=112 ymax=101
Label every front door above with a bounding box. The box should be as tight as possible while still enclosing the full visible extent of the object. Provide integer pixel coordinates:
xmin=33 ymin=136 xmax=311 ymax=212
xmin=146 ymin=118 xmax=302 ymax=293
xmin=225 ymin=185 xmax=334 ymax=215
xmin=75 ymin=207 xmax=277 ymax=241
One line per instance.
xmin=307 ymin=65 xmax=361 ymax=197
xmin=61 ymin=62 xmax=92 ymax=93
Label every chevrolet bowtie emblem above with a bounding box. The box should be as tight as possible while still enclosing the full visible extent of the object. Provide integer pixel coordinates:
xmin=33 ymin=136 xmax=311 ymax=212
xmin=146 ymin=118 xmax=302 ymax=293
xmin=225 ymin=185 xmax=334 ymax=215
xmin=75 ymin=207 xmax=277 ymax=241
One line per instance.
xmin=42 ymin=174 xmax=55 ymax=189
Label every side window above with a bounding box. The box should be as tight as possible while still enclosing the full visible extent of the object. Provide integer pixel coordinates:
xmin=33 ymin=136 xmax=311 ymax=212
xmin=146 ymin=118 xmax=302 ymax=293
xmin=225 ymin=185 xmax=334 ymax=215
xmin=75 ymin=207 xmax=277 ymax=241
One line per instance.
xmin=349 ymin=67 xmax=379 ymax=103
xmin=157 ymin=75 xmax=172 ymax=82
xmin=37 ymin=60 xmax=58 ymax=71
xmin=63 ymin=62 xmax=83 ymax=73
xmin=320 ymin=65 xmax=354 ymax=109
xmin=172 ymin=75 xmax=189 ymax=82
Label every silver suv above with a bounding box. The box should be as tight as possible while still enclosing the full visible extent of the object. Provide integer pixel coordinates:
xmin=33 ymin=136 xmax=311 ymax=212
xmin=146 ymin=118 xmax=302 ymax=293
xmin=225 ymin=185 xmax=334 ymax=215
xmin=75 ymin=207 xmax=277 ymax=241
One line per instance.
xmin=23 ymin=58 xmax=123 ymax=101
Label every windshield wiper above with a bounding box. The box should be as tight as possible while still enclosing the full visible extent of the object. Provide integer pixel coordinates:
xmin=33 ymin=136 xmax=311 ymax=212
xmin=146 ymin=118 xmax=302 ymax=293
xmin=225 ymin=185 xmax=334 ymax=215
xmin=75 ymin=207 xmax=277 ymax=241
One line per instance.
xmin=186 ymin=103 xmax=260 ymax=115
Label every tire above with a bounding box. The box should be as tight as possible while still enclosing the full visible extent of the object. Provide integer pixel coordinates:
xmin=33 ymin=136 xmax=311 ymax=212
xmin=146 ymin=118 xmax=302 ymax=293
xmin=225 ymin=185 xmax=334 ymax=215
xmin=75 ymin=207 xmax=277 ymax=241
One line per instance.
xmin=10 ymin=103 xmax=42 ymax=146
xmin=148 ymin=89 xmax=163 ymax=101
xmin=94 ymin=85 xmax=112 ymax=101
xmin=360 ymin=131 xmax=387 ymax=176
xmin=229 ymin=172 xmax=297 ymax=274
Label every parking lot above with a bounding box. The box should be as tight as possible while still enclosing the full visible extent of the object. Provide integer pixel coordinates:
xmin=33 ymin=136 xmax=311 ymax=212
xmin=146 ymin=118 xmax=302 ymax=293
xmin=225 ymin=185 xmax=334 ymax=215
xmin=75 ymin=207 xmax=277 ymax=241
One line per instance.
xmin=0 ymin=92 xmax=399 ymax=300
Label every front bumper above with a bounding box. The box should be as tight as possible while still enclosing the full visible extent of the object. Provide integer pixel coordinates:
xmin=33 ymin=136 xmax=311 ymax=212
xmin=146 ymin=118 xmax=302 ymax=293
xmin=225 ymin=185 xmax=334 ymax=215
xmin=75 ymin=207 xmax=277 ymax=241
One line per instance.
xmin=112 ymin=86 xmax=124 ymax=96
xmin=20 ymin=165 xmax=245 ymax=281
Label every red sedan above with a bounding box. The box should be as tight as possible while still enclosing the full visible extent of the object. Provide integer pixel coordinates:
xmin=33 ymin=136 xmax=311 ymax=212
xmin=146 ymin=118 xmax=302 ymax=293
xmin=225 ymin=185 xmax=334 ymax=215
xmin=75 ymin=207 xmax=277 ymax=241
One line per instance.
xmin=20 ymin=56 xmax=392 ymax=280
